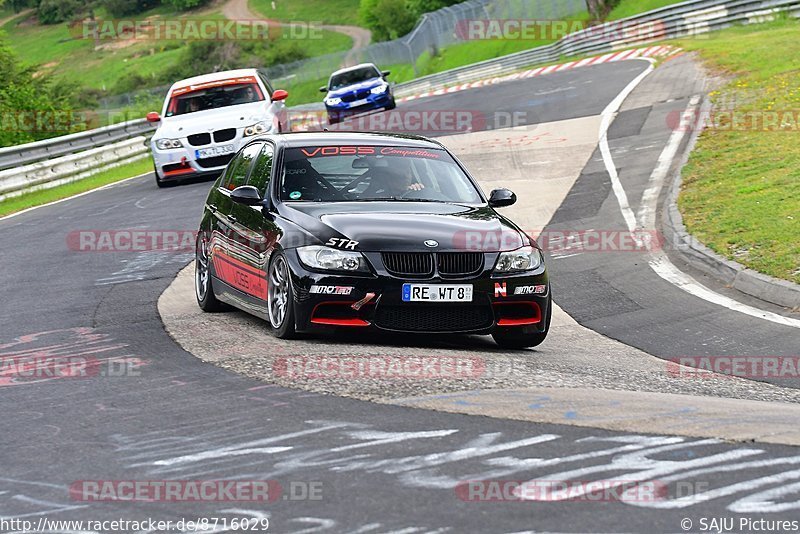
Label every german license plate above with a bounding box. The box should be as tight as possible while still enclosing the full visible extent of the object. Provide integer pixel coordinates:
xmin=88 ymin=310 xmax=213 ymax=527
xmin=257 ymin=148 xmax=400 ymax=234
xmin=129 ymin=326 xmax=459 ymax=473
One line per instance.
xmin=402 ymin=284 xmax=473 ymax=302
xmin=195 ymin=144 xmax=235 ymax=159
xmin=348 ymin=98 xmax=367 ymax=108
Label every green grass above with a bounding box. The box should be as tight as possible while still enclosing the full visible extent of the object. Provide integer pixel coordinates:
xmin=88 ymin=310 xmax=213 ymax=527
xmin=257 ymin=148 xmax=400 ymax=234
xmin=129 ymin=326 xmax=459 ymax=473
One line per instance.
xmin=675 ymin=18 xmax=800 ymax=284
xmin=607 ymin=0 xmax=684 ymax=20
xmin=1 ymin=8 xmax=352 ymax=95
xmin=250 ymin=0 xmax=362 ymax=26
xmin=0 ymin=157 xmax=153 ymax=217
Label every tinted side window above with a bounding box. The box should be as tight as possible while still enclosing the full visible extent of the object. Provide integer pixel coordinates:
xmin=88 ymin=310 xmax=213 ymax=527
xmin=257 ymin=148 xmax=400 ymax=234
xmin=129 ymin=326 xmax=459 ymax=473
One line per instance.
xmin=247 ymin=144 xmax=274 ymax=196
xmin=221 ymin=142 xmax=263 ymax=191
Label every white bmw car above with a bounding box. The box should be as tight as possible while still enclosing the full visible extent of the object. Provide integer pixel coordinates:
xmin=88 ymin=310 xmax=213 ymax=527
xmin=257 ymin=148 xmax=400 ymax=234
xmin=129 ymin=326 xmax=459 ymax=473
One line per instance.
xmin=147 ymin=69 xmax=290 ymax=187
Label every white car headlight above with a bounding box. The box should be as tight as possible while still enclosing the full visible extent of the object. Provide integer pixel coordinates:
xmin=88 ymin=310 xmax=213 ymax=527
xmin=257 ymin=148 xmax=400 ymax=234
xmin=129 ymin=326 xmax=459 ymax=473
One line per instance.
xmin=494 ymin=246 xmax=543 ymax=273
xmin=370 ymin=83 xmax=388 ymax=94
xmin=325 ymin=97 xmax=342 ymax=106
xmin=297 ymin=246 xmax=369 ymax=273
xmin=243 ymin=121 xmax=268 ymax=137
xmin=155 ymin=138 xmax=183 ymax=150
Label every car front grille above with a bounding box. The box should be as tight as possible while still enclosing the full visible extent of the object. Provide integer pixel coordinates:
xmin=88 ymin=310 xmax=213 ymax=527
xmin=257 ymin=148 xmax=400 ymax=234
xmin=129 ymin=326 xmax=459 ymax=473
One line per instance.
xmin=196 ymin=154 xmax=234 ymax=168
xmin=187 ymin=133 xmax=211 ymax=146
xmin=382 ymin=252 xmax=434 ymax=278
xmin=437 ymin=252 xmax=483 ymax=276
xmin=382 ymin=252 xmax=484 ymax=278
xmin=341 ymin=89 xmax=370 ymax=103
xmin=374 ymin=304 xmax=493 ymax=332
xmin=213 ymin=128 xmax=236 ymax=143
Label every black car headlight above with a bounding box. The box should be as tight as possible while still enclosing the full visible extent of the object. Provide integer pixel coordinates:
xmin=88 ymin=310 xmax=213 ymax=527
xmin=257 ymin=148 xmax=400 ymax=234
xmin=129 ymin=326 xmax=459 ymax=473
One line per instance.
xmin=494 ymin=246 xmax=543 ymax=273
xmin=297 ymin=246 xmax=369 ymax=273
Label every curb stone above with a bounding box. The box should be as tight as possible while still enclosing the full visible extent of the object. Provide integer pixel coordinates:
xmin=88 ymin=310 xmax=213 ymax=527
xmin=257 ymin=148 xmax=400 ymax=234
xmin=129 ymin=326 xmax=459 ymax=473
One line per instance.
xmin=663 ymin=96 xmax=800 ymax=310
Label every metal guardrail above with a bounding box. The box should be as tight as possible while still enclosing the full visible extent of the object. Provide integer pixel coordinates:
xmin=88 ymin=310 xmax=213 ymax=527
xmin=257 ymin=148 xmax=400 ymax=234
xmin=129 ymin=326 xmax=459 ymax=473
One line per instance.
xmin=1 ymin=0 xmax=798 ymax=199
xmin=0 ymin=119 xmax=154 ymax=172
xmin=0 ymin=136 xmax=149 ymax=203
xmin=394 ymin=0 xmax=800 ymax=97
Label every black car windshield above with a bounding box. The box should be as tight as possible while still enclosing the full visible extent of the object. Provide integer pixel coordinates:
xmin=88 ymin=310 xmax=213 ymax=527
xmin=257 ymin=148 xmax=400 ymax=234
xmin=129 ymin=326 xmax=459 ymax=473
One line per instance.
xmin=280 ymin=146 xmax=483 ymax=204
xmin=328 ymin=67 xmax=381 ymax=90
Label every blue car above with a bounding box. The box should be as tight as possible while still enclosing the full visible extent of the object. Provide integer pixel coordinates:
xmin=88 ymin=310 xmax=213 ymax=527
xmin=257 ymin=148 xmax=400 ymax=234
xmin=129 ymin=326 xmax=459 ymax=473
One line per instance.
xmin=320 ymin=63 xmax=396 ymax=124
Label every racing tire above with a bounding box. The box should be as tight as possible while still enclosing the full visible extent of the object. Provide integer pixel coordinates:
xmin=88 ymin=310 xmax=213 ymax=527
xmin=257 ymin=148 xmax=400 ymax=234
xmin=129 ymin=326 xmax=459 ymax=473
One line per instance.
xmin=327 ymin=113 xmax=340 ymax=125
xmin=385 ymin=97 xmax=396 ymax=111
xmin=491 ymin=294 xmax=552 ymax=349
xmin=195 ymin=233 xmax=228 ymax=312
xmin=267 ymin=252 xmax=297 ymax=339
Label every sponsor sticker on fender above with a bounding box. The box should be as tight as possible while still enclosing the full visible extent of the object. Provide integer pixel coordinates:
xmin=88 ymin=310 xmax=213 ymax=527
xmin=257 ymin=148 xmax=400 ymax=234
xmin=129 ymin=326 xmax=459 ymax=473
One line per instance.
xmin=514 ymin=285 xmax=546 ymax=295
xmin=309 ymin=285 xmax=354 ymax=295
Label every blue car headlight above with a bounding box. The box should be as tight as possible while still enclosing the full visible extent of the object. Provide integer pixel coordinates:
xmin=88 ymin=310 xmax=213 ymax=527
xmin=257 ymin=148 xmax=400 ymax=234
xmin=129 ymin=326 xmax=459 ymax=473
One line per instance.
xmin=370 ymin=83 xmax=389 ymax=95
xmin=325 ymin=97 xmax=343 ymax=106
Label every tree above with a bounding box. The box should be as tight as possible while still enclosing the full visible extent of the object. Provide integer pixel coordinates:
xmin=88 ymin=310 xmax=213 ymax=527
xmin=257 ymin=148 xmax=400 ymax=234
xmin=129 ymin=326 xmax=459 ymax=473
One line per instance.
xmin=584 ymin=0 xmax=618 ymax=20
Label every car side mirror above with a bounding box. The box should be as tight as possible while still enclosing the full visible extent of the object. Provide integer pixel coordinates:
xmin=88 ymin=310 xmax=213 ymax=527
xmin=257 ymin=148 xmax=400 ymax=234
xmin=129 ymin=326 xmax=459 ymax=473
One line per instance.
xmin=146 ymin=111 xmax=161 ymax=123
xmin=272 ymin=89 xmax=289 ymax=101
xmin=488 ymin=188 xmax=516 ymax=208
xmin=382 ymin=70 xmax=391 ymax=78
xmin=230 ymin=185 xmax=264 ymax=206
xmin=319 ymin=86 xmax=328 ymax=93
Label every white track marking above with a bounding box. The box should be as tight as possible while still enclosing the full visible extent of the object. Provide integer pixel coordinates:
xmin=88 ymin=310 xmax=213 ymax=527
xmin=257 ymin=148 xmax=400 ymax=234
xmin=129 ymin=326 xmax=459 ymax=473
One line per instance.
xmin=0 ymin=171 xmax=151 ymax=222
xmin=637 ymin=95 xmax=701 ymax=230
xmin=599 ymin=74 xmax=800 ymax=328
xmin=598 ymin=58 xmax=656 ymax=244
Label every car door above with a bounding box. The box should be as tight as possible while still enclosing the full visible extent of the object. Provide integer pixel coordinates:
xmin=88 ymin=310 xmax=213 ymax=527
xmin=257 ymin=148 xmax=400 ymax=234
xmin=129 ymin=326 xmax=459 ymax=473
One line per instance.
xmin=225 ymin=142 xmax=278 ymax=305
xmin=213 ymin=142 xmax=264 ymax=300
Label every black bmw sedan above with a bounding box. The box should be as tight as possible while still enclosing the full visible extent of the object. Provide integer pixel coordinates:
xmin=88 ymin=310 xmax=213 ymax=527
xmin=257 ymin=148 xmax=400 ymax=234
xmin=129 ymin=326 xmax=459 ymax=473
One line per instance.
xmin=195 ymin=131 xmax=551 ymax=348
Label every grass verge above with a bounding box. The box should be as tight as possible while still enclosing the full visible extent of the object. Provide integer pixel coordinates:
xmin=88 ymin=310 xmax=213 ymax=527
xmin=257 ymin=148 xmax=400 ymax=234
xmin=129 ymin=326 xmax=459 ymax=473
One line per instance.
xmin=2 ymin=8 xmax=352 ymax=96
xmin=675 ymin=17 xmax=800 ymax=284
xmin=0 ymin=157 xmax=152 ymax=218
xmin=250 ymin=0 xmax=362 ymax=26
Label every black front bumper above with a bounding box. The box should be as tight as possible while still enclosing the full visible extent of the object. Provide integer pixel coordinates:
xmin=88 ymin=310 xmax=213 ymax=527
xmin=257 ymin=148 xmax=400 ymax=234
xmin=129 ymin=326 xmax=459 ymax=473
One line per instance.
xmin=285 ymin=250 xmax=550 ymax=335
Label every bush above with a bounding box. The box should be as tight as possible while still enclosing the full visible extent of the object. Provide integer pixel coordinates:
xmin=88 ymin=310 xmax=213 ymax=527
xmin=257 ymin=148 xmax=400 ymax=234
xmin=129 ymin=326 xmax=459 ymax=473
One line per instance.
xmin=36 ymin=0 xmax=85 ymax=24
xmin=161 ymin=0 xmax=210 ymax=11
xmin=100 ymin=0 xmax=160 ymax=17
xmin=0 ymin=39 xmax=80 ymax=146
xmin=359 ymin=0 xmax=463 ymax=41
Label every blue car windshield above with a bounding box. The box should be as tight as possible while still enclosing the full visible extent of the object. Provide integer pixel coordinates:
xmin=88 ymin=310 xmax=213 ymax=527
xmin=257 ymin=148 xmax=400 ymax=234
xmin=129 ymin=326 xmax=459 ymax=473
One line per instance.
xmin=329 ymin=67 xmax=381 ymax=91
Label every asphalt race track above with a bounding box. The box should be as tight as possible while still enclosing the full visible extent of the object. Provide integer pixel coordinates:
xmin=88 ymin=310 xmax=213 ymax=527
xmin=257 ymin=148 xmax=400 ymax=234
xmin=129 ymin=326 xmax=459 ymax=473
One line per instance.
xmin=1 ymin=58 xmax=799 ymax=533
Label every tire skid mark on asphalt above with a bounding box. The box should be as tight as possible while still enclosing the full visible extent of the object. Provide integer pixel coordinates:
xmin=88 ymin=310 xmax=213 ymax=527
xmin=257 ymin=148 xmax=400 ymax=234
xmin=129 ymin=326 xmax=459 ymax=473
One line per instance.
xmin=72 ymin=420 xmax=800 ymax=512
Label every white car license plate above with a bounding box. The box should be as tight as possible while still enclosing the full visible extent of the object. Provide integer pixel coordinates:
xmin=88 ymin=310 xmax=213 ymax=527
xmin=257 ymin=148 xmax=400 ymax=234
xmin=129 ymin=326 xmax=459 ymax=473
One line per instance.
xmin=348 ymin=98 xmax=368 ymax=108
xmin=195 ymin=144 xmax=235 ymax=159
xmin=402 ymin=284 xmax=473 ymax=302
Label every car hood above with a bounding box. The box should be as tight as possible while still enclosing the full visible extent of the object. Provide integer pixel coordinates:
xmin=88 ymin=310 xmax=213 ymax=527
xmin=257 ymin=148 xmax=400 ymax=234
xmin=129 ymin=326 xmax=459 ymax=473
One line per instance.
xmin=154 ymin=102 xmax=270 ymax=139
xmin=326 ymin=78 xmax=384 ymax=98
xmin=281 ymin=202 xmax=528 ymax=252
